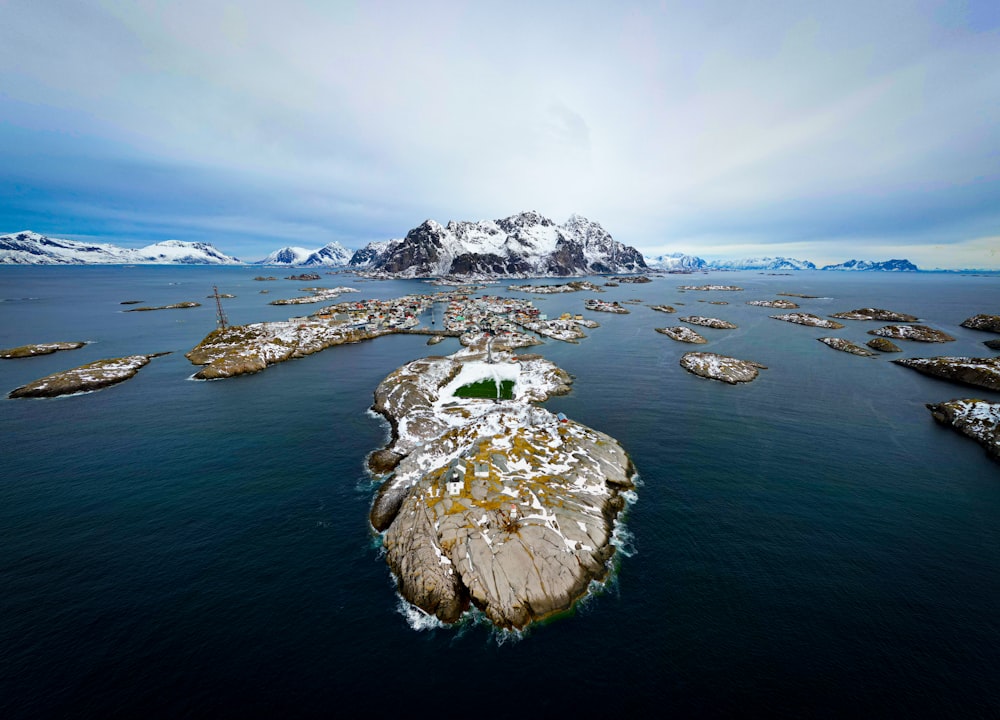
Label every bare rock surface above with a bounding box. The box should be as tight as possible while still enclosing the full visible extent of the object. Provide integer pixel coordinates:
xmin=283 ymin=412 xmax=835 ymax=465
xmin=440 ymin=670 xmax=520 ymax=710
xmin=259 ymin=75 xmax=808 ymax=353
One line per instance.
xmin=650 ymin=304 xmax=676 ymax=314
xmin=986 ymin=339 xmax=1000 ymax=351
xmin=680 ymin=316 xmax=737 ymax=329
xmin=8 ymin=353 xmax=166 ymax=398
xmin=747 ymin=299 xmax=799 ymax=309
xmin=831 ymin=308 xmax=919 ymax=321
xmin=770 ymin=313 xmax=845 ymax=329
xmin=868 ymin=325 xmax=955 ymax=343
xmin=961 ymin=315 xmax=1000 ymax=333
xmin=656 ymin=326 xmax=708 ymax=343
xmin=680 ymin=352 xmax=767 ymax=384
xmin=867 ymin=337 xmax=902 ymax=353
xmin=818 ymin=337 xmax=877 ymax=357
xmin=893 ymin=356 xmax=1000 ymax=391
xmin=0 ymin=341 xmax=86 ymax=359
xmin=926 ymin=399 xmax=1000 ymax=461
xmin=368 ymin=346 xmax=634 ymax=630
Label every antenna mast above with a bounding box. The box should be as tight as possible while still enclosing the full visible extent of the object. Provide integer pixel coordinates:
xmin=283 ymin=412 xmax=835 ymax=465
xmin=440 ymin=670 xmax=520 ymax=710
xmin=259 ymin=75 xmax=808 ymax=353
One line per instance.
xmin=212 ymin=285 xmax=229 ymax=330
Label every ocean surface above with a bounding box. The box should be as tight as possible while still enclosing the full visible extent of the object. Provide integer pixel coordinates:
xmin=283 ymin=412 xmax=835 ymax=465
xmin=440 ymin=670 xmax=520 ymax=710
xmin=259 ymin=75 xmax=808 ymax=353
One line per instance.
xmin=1 ymin=266 xmax=998 ymax=717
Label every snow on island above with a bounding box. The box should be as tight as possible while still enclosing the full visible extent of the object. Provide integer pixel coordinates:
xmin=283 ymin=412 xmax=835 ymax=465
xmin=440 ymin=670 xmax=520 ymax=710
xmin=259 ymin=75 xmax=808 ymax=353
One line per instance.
xmin=367 ymin=344 xmax=636 ymax=630
xmin=926 ymin=399 xmax=1000 ymax=462
xmin=680 ymin=352 xmax=768 ymax=384
xmin=8 ymin=353 xmax=167 ymax=398
xmin=0 ymin=341 xmax=86 ymax=359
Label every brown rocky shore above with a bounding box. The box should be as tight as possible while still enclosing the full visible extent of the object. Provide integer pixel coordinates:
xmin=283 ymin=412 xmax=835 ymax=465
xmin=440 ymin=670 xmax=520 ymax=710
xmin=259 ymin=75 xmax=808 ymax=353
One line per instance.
xmin=0 ymin=341 xmax=86 ymax=359
xmin=926 ymin=399 xmax=1000 ymax=462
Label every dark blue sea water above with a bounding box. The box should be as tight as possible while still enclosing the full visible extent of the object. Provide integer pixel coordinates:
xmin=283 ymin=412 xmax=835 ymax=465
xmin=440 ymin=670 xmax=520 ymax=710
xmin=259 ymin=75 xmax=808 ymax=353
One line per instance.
xmin=1 ymin=267 xmax=999 ymax=717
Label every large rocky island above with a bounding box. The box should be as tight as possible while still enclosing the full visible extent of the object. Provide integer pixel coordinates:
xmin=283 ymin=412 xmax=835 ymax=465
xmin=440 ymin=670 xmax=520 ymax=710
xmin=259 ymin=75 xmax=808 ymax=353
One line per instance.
xmin=926 ymin=399 xmax=1000 ymax=462
xmin=367 ymin=344 xmax=636 ymax=630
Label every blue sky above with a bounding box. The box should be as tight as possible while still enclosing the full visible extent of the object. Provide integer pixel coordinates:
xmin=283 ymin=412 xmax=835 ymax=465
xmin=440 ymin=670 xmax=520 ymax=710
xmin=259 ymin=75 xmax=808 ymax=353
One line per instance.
xmin=2 ymin=1 xmax=999 ymax=268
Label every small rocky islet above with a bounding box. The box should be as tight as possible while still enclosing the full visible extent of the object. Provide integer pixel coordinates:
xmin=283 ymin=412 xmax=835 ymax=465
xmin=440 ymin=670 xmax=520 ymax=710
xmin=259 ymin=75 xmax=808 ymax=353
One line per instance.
xmin=960 ymin=314 xmax=1000 ymax=333
xmin=680 ymin=316 xmax=737 ymax=329
xmin=867 ymin=337 xmax=902 ymax=353
xmin=679 ymin=352 xmax=767 ymax=384
xmin=368 ymin=345 xmax=635 ymax=630
xmin=770 ymin=312 xmax=845 ymax=329
xmin=747 ymin=299 xmax=799 ymax=309
xmin=831 ymin=307 xmax=919 ymax=321
xmin=868 ymin=324 xmax=955 ymax=343
xmin=656 ymin=326 xmax=707 ymax=344
xmin=8 ymin=353 xmax=168 ymax=398
xmin=123 ymin=301 xmax=200 ymax=312
xmin=818 ymin=337 xmax=878 ymax=357
xmin=0 ymin=341 xmax=86 ymax=359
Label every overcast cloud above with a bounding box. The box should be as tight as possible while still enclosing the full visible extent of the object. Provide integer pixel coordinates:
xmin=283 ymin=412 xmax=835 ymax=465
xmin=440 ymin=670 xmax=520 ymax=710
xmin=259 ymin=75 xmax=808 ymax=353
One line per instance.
xmin=2 ymin=0 xmax=999 ymax=267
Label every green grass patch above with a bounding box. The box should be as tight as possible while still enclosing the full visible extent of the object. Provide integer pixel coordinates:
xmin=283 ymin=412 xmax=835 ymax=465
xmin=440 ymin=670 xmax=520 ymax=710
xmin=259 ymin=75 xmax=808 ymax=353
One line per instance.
xmin=454 ymin=378 xmax=515 ymax=399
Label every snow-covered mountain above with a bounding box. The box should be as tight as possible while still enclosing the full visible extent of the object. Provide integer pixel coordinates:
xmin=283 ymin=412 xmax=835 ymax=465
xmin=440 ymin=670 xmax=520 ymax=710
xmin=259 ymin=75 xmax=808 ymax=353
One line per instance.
xmin=820 ymin=259 xmax=919 ymax=272
xmin=644 ymin=252 xmax=708 ymax=271
xmin=707 ymin=256 xmax=817 ymax=271
xmin=349 ymin=211 xmax=646 ymax=277
xmin=0 ymin=231 xmax=240 ymax=265
xmin=253 ymin=241 xmax=353 ymax=267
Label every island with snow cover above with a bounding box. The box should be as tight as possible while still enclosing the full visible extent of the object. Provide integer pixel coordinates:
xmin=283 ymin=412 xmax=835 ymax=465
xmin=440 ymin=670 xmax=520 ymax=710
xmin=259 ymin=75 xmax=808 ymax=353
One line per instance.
xmin=367 ymin=343 xmax=636 ymax=630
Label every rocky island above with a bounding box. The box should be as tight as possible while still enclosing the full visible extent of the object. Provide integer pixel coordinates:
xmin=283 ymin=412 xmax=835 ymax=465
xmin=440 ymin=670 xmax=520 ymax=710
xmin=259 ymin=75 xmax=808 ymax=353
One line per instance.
xmin=123 ymin=301 xmax=200 ymax=312
xmin=868 ymin=325 xmax=955 ymax=343
xmin=656 ymin=326 xmax=708 ymax=344
xmin=368 ymin=345 xmax=636 ymax=629
xmin=817 ymin=337 xmax=877 ymax=357
xmin=770 ymin=313 xmax=845 ymax=329
xmin=831 ymin=307 xmax=919 ymax=321
xmin=867 ymin=337 xmax=902 ymax=353
xmin=584 ymin=298 xmax=629 ymax=314
xmin=650 ymin=304 xmax=676 ymax=314
xmin=1 ymin=341 xmax=86 ymax=359
xmin=893 ymin=356 xmax=1000 ymax=392
xmin=680 ymin=316 xmax=737 ymax=329
xmin=680 ymin=352 xmax=767 ymax=384
xmin=8 ymin=353 xmax=167 ymax=398
xmin=926 ymin=399 xmax=1000 ymax=462
xmin=747 ymin=299 xmax=799 ymax=309
xmin=961 ymin=314 xmax=1000 ymax=333
xmin=678 ymin=284 xmax=743 ymax=291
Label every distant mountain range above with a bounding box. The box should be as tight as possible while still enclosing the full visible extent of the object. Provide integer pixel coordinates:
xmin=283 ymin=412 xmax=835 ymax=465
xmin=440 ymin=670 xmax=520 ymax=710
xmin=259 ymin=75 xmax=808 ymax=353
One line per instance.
xmin=349 ymin=211 xmax=647 ymax=277
xmin=0 ymin=231 xmax=241 ymax=265
xmin=645 ymin=253 xmax=919 ymax=272
xmin=2 ymin=227 xmax=923 ymax=273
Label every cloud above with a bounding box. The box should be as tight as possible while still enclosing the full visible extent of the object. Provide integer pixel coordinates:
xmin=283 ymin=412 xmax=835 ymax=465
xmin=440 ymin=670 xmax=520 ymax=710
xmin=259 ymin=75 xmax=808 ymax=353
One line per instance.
xmin=1 ymin=0 xmax=998 ymax=267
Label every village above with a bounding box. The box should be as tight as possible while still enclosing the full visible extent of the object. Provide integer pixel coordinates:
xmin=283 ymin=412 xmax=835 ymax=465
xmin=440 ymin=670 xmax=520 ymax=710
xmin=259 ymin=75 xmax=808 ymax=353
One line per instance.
xmin=311 ymin=290 xmax=601 ymax=344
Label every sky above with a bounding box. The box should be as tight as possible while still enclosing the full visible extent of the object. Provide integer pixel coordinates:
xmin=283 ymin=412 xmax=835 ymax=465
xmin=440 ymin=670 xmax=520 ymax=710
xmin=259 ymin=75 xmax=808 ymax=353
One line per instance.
xmin=2 ymin=1 xmax=999 ymax=268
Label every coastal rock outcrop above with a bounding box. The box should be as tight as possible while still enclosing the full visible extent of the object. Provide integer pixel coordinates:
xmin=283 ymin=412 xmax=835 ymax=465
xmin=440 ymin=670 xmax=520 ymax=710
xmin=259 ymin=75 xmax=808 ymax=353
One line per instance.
xmin=368 ymin=346 xmax=635 ymax=630
xmin=656 ymin=326 xmax=707 ymax=343
xmin=8 ymin=353 xmax=166 ymax=398
xmin=680 ymin=316 xmax=737 ymax=329
xmin=831 ymin=308 xmax=918 ymax=322
xmin=0 ymin=341 xmax=86 ymax=358
xmin=893 ymin=357 xmax=1000 ymax=392
xmin=961 ymin=315 xmax=1000 ymax=333
xmin=770 ymin=313 xmax=845 ymax=329
xmin=679 ymin=352 xmax=767 ymax=384
xmin=817 ymin=337 xmax=877 ymax=357
xmin=867 ymin=337 xmax=902 ymax=353
xmin=926 ymin=399 xmax=1000 ymax=462
xmin=868 ymin=325 xmax=955 ymax=343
